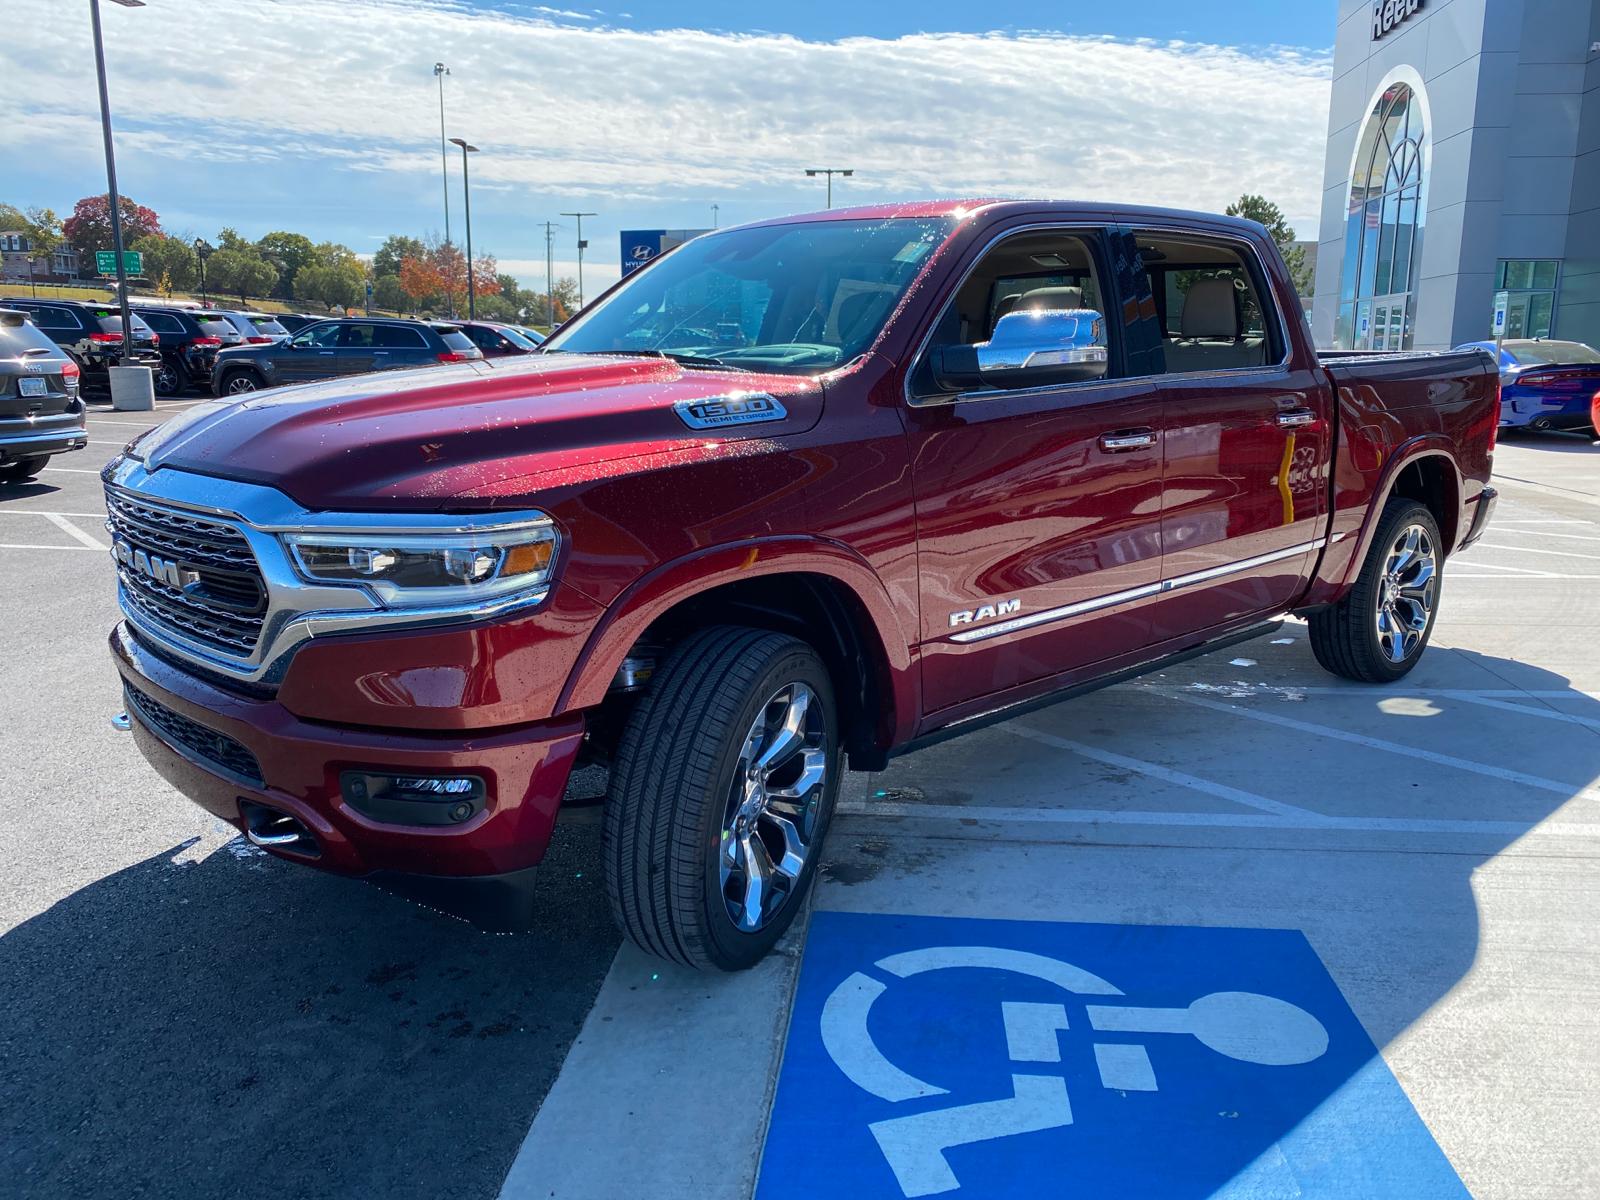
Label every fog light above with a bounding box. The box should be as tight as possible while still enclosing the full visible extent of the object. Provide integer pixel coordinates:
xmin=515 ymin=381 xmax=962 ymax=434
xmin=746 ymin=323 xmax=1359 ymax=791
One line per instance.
xmin=341 ymin=771 xmax=487 ymax=827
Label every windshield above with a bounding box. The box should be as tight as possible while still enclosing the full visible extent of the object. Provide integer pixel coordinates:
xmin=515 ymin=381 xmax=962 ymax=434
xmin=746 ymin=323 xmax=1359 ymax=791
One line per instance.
xmin=1509 ymin=341 xmax=1600 ymax=366
xmin=250 ymin=316 xmax=289 ymax=336
xmin=545 ymin=217 xmax=954 ymax=374
xmin=498 ymin=325 xmax=540 ymax=350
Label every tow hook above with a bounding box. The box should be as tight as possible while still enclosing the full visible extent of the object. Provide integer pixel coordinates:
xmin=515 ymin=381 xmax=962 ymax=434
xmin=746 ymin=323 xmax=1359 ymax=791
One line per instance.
xmin=111 ymin=711 xmax=131 ymax=731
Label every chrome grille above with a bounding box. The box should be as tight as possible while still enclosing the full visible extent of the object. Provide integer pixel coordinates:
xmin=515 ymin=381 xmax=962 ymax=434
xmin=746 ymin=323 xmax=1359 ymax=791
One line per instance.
xmin=106 ymin=487 xmax=266 ymax=657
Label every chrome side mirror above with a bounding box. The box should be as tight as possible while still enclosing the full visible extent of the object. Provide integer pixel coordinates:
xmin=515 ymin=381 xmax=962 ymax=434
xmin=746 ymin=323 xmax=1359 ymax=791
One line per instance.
xmin=933 ymin=308 xmax=1108 ymax=392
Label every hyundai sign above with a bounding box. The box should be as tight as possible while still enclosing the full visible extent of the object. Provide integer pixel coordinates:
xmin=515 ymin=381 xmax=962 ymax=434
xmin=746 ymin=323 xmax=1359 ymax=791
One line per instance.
xmin=620 ymin=228 xmax=711 ymax=276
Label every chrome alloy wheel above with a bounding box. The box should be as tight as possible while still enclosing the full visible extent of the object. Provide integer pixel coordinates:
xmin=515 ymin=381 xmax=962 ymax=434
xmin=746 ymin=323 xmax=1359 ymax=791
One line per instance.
xmin=1375 ymin=523 xmax=1437 ymax=664
xmin=720 ymin=682 xmax=828 ymax=933
xmin=225 ymin=373 xmax=259 ymax=394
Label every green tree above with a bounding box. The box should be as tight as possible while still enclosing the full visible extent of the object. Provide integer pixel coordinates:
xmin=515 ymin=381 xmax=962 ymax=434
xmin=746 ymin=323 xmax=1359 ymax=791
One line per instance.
xmin=371 ymin=274 xmax=409 ymax=314
xmin=373 ymin=235 xmax=425 ymax=280
xmin=256 ymin=231 xmax=316 ymax=299
xmin=1225 ymin=194 xmax=1313 ymax=296
xmin=214 ymin=226 xmax=254 ymax=254
xmin=294 ymin=261 xmax=366 ymax=311
xmin=207 ymin=248 xmax=278 ymax=305
xmin=131 ymin=234 xmax=199 ymax=291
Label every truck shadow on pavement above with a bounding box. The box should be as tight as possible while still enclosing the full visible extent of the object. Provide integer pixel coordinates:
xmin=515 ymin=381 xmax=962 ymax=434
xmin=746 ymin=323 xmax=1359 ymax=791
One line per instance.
xmin=1 ymin=821 xmax=616 ymax=1200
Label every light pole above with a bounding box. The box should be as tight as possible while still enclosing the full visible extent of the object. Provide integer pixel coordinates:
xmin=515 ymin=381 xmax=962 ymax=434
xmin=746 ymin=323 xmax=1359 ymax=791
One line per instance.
xmin=449 ymin=138 xmax=479 ymax=320
xmin=561 ymin=211 xmax=596 ymax=310
xmin=92 ymin=0 xmax=144 ymax=365
xmin=805 ymin=167 xmax=854 ymax=209
xmin=194 ymin=237 xmax=211 ymax=305
xmin=711 ymin=203 xmax=720 ymax=229
xmin=434 ymin=63 xmax=452 ymax=247
xmin=539 ymin=220 xmax=557 ymax=329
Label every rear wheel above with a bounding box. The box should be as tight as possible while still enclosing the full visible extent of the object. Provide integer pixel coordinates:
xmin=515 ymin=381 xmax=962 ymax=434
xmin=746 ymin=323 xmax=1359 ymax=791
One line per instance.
xmin=0 ymin=455 xmax=49 ymax=482
xmin=1309 ymin=498 xmax=1442 ymax=682
xmin=603 ymin=626 xmax=840 ymax=971
xmin=153 ymin=356 xmax=187 ymax=397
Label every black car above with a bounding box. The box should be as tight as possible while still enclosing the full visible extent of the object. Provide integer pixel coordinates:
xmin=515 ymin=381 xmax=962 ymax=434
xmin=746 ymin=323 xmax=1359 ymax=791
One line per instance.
xmin=0 ymin=297 xmax=160 ymax=391
xmin=0 ymin=308 xmax=87 ymax=481
xmin=214 ymin=309 xmax=291 ymax=344
xmin=135 ymin=305 xmax=244 ymax=396
xmin=458 ymin=320 xmax=543 ymax=357
xmin=211 ymin=317 xmax=482 ymax=396
xmin=275 ymin=313 xmax=326 ymax=335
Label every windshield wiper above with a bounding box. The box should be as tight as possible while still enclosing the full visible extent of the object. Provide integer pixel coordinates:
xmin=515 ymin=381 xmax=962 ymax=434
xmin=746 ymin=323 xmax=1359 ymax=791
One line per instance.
xmin=552 ymin=348 xmax=736 ymax=369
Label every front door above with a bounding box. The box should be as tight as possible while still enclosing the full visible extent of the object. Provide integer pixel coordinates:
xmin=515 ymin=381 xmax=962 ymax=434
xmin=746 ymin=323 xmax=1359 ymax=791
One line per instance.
xmin=278 ymin=321 xmax=342 ymax=383
xmin=901 ymin=226 xmax=1166 ymax=717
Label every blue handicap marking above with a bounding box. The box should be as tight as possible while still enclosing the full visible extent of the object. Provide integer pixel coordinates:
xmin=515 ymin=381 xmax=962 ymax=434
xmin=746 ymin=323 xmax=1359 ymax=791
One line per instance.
xmin=757 ymin=913 xmax=1466 ymax=1199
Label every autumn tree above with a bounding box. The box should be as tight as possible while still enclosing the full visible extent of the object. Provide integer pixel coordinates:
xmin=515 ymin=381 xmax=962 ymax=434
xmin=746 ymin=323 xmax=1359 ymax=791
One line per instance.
xmin=397 ymin=238 xmax=500 ymax=314
xmin=62 ymin=194 xmax=162 ymax=264
xmin=131 ymin=234 xmax=199 ymax=291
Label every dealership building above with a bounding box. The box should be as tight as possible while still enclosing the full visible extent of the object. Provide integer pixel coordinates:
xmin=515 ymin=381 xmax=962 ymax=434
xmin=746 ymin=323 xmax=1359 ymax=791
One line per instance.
xmin=1313 ymin=0 xmax=1600 ymax=351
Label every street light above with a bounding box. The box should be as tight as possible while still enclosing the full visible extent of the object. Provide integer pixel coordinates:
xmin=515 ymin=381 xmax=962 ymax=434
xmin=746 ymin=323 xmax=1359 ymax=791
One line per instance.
xmin=561 ymin=211 xmax=596 ymax=310
xmin=449 ymin=138 xmax=479 ymax=320
xmin=805 ymin=167 xmax=854 ymax=209
xmin=711 ymin=202 xmax=720 ymax=229
xmin=92 ymin=0 xmax=145 ymax=366
xmin=433 ymin=63 xmax=452 ymax=247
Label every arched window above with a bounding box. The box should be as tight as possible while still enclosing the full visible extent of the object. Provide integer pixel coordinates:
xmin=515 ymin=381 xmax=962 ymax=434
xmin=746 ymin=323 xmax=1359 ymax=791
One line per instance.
xmin=1337 ymin=80 xmax=1428 ymax=350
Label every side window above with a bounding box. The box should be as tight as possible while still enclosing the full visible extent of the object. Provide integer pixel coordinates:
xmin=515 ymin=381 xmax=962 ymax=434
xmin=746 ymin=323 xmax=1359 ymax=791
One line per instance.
xmin=371 ymin=325 xmax=426 ymax=348
xmin=1132 ymin=233 xmax=1281 ymax=375
xmin=339 ymin=324 xmax=376 ymax=349
xmin=293 ymin=322 xmax=342 ymax=348
xmin=34 ymin=306 xmax=79 ymax=330
xmin=141 ymin=312 xmax=182 ymax=335
xmin=911 ymin=230 xmax=1112 ymax=401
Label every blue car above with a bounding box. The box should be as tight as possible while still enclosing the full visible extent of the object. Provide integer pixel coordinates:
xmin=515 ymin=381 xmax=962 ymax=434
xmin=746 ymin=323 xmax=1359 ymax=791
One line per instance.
xmin=1455 ymin=339 xmax=1600 ymax=432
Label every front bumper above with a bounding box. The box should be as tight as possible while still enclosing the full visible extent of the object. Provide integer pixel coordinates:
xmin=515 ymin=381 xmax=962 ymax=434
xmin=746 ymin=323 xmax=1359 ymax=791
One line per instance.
xmin=111 ymin=622 xmax=585 ymax=922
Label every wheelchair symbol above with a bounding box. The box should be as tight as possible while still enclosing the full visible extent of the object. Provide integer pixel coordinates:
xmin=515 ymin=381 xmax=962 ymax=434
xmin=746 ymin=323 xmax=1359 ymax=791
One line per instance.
xmin=820 ymin=945 xmax=1330 ymax=1198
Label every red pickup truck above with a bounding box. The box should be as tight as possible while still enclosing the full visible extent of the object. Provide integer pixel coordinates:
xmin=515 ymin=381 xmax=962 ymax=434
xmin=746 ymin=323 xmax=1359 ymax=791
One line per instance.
xmin=106 ymin=201 xmax=1498 ymax=970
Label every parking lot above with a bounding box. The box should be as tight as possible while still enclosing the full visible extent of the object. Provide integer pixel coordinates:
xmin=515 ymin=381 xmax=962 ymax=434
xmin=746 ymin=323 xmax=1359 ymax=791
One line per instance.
xmin=3 ymin=407 xmax=1598 ymax=1198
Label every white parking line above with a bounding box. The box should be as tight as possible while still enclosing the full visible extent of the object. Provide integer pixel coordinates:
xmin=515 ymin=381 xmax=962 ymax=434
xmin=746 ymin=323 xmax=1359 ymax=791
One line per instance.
xmin=835 ymin=799 xmax=1600 ymax=839
xmin=40 ymin=466 xmax=104 ymax=475
xmin=1446 ymin=693 xmax=1600 ymax=732
xmin=1486 ymin=529 xmax=1600 ymax=544
xmin=1450 ymin=573 xmax=1600 ymax=580
xmin=0 ymin=542 xmax=99 ymax=552
xmin=1475 ymin=542 xmax=1600 ymax=563
xmin=42 ymin=513 xmax=108 ymax=551
xmin=1162 ymin=692 xmax=1600 ymax=803
xmin=1005 ymin=725 xmax=1318 ymax=817
xmin=0 ymin=509 xmax=105 ymax=518
xmin=90 ymin=419 xmax=162 ymax=428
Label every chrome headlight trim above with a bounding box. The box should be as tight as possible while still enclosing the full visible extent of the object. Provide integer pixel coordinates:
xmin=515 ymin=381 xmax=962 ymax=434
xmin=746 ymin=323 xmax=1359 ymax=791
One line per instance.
xmin=104 ymin=458 xmax=558 ymax=685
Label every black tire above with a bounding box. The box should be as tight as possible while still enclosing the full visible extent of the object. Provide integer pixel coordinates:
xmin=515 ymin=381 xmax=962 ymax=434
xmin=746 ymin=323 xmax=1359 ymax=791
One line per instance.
xmin=217 ymin=367 xmax=263 ymax=397
xmin=0 ymin=455 xmax=49 ymax=482
xmin=603 ymin=626 xmax=841 ymax=971
xmin=1309 ymin=498 xmax=1442 ymax=682
xmin=153 ymin=355 xmax=188 ymax=397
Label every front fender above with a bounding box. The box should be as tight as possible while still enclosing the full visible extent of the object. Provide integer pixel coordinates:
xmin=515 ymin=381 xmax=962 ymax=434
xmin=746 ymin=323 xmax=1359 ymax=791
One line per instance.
xmin=556 ymin=535 xmax=918 ymax=743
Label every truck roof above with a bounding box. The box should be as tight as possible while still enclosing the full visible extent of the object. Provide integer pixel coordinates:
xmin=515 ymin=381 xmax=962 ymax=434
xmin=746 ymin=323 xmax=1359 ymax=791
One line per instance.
xmin=743 ymin=199 xmax=1271 ymax=238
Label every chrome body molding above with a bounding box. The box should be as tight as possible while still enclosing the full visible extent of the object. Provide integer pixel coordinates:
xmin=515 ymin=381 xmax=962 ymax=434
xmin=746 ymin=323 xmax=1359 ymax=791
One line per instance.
xmin=104 ymin=457 xmax=552 ymax=685
xmin=947 ymin=539 xmax=1326 ymax=644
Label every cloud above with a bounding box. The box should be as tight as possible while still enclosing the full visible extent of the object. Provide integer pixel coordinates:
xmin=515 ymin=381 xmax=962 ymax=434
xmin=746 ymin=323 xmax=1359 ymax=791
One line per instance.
xmin=3 ymin=0 xmax=1331 ymax=232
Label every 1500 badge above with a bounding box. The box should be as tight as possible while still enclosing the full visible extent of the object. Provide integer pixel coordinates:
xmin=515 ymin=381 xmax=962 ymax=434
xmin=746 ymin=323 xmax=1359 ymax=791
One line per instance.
xmin=674 ymin=392 xmax=788 ymax=430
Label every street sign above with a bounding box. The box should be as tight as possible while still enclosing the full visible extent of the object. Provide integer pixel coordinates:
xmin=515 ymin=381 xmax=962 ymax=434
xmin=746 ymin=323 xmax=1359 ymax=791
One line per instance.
xmin=758 ymin=912 xmax=1466 ymax=1198
xmin=620 ymin=228 xmax=711 ymax=276
xmin=96 ymin=250 xmax=143 ymax=276
xmin=1492 ymin=291 xmax=1509 ymax=338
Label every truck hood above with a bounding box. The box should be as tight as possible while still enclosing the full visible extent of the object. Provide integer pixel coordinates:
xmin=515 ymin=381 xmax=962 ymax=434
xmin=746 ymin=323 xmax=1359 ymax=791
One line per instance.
xmin=134 ymin=354 xmax=824 ymax=510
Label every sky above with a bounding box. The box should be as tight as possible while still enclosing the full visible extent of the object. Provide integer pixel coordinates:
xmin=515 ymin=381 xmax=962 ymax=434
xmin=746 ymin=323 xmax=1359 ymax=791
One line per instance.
xmin=4 ymin=0 xmax=1337 ymax=298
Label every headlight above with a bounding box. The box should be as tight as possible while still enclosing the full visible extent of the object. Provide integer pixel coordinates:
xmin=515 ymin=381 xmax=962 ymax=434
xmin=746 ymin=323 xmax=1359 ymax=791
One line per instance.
xmin=283 ymin=516 xmax=557 ymax=606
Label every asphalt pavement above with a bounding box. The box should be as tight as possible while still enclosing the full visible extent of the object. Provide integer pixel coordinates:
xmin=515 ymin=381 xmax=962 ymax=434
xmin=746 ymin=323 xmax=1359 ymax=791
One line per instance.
xmin=0 ymin=396 xmax=620 ymax=1200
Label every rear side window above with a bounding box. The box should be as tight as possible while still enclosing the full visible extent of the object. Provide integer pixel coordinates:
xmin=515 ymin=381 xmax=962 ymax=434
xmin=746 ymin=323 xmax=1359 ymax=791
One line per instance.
xmin=437 ymin=328 xmax=476 ymax=353
xmin=340 ymin=324 xmax=376 ymax=348
xmin=250 ymin=317 xmax=288 ymax=336
xmin=195 ymin=315 xmax=236 ymax=337
xmin=371 ymin=325 xmax=427 ymax=348
xmin=32 ymin=305 xmax=80 ymax=330
xmin=140 ymin=311 xmax=184 ymax=334
xmin=1133 ymin=233 xmax=1283 ymax=375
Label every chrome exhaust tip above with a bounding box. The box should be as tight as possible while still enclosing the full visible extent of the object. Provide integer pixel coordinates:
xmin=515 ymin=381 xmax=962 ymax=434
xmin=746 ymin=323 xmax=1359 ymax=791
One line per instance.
xmin=241 ymin=803 xmax=319 ymax=856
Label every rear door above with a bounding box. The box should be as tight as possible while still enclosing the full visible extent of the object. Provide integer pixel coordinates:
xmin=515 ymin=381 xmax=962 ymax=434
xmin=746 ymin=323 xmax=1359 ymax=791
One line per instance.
xmin=368 ymin=323 xmax=431 ymax=370
xmin=1129 ymin=225 xmax=1331 ymax=638
xmin=335 ymin=322 xmax=379 ymax=375
xmin=901 ymin=223 xmax=1167 ymax=717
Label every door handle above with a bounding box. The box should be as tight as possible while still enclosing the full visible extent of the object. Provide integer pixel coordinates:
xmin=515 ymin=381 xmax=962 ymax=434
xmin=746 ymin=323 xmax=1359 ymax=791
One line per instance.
xmin=1276 ymin=409 xmax=1317 ymax=428
xmin=1099 ymin=430 xmax=1157 ymax=451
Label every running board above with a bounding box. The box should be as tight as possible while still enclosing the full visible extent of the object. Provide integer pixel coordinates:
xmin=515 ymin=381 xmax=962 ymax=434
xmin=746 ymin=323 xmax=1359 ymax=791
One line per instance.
xmin=890 ymin=620 xmax=1284 ymax=761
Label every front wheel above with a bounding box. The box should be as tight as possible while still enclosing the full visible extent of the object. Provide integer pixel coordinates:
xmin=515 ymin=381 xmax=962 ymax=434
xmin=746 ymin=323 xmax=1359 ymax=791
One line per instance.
xmin=218 ymin=368 xmax=262 ymax=397
xmin=1309 ymin=498 xmax=1442 ymax=682
xmin=603 ymin=627 xmax=840 ymax=970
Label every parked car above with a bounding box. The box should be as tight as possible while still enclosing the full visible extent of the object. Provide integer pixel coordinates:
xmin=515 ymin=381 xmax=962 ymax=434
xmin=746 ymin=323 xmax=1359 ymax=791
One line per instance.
xmin=1455 ymin=338 xmax=1600 ymax=432
xmin=135 ymin=305 xmax=242 ymax=396
xmin=275 ymin=313 xmax=325 ymax=335
xmin=104 ymin=200 xmax=1499 ymax=970
xmin=513 ymin=325 xmax=546 ymax=347
xmin=458 ymin=320 xmax=543 ymax=357
xmin=210 ymin=317 xmax=482 ymax=395
xmin=0 ymin=307 xmax=87 ymax=480
xmin=214 ymin=309 xmax=290 ymax=345
xmin=0 ymin=296 xmax=160 ymax=391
